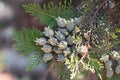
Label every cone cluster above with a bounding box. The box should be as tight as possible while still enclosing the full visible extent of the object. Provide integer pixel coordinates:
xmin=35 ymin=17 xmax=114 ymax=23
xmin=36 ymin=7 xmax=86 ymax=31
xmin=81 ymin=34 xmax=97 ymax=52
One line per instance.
xmin=100 ymin=51 xmax=120 ymax=78
xmin=35 ymin=17 xmax=88 ymax=63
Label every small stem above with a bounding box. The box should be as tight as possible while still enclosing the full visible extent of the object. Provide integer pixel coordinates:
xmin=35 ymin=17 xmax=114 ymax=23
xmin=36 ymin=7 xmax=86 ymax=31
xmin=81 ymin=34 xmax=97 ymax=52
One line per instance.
xmin=81 ymin=0 xmax=109 ymax=60
xmin=81 ymin=52 xmax=88 ymax=61
xmin=41 ymin=62 xmax=55 ymax=80
xmin=90 ymin=0 xmax=109 ymax=28
xmin=88 ymin=0 xmax=109 ymax=47
xmin=87 ymin=28 xmax=92 ymax=47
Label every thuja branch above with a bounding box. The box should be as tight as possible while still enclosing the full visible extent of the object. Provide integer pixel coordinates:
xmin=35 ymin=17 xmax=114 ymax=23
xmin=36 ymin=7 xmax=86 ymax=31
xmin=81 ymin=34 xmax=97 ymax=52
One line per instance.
xmin=88 ymin=0 xmax=109 ymax=47
xmin=82 ymin=0 xmax=109 ymax=59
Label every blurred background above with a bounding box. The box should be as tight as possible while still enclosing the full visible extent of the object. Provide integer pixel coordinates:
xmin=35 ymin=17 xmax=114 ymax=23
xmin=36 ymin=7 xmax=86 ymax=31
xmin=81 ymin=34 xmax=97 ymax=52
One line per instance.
xmin=0 ymin=0 xmax=58 ymax=80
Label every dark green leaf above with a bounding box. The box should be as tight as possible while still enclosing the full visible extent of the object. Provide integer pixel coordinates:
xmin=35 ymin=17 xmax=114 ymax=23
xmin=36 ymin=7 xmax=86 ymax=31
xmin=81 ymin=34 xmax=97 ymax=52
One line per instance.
xmin=13 ymin=28 xmax=43 ymax=56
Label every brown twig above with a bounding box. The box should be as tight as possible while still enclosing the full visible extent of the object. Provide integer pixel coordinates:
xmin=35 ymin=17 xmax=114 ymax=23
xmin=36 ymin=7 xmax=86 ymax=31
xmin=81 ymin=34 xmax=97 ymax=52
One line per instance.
xmin=90 ymin=0 xmax=109 ymax=28
xmin=82 ymin=0 xmax=109 ymax=60
xmin=41 ymin=61 xmax=56 ymax=80
xmin=88 ymin=0 xmax=109 ymax=46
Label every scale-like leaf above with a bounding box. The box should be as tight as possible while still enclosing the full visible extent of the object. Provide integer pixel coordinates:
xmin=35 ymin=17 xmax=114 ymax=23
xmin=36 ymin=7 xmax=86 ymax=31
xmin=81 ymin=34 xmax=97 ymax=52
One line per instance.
xmin=26 ymin=52 xmax=43 ymax=71
xmin=13 ymin=28 xmax=43 ymax=56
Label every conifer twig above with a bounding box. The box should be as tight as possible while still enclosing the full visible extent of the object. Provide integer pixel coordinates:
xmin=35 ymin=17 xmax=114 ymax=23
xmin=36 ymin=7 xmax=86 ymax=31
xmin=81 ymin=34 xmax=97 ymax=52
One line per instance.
xmin=81 ymin=0 xmax=109 ymax=60
xmin=90 ymin=0 xmax=109 ymax=28
xmin=88 ymin=0 xmax=109 ymax=46
xmin=42 ymin=61 xmax=56 ymax=80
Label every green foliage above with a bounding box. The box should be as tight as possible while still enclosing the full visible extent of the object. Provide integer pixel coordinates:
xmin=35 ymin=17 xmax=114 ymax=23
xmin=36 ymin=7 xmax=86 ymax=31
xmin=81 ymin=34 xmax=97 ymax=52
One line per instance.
xmin=65 ymin=54 xmax=80 ymax=80
xmin=13 ymin=28 xmax=43 ymax=56
xmin=26 ymin=52 xmax=43 ymax=71
xmin=57 ymin=64 xmax=70 ymax=80
xmin=51 ymin=62 xmax=70 ymax=80
xmin=111 ymin=33 xmax=118 ymax=40
xmin=88 ymin=58 xmax=103 ymax=72
xmin=65 ymin=53 xmax=103 ymax=80
xmin=89 ymin=28 xmax=120 ymax=60
xmin=82 ymin=58 xmax=103 ymax=73
xmin=81 ymin=58 xmax=103 ymax=80
xmin=116 ymin=28 xmax=120 ymax=32
xmin=23 ymin=0 xmax=76 ymax=28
